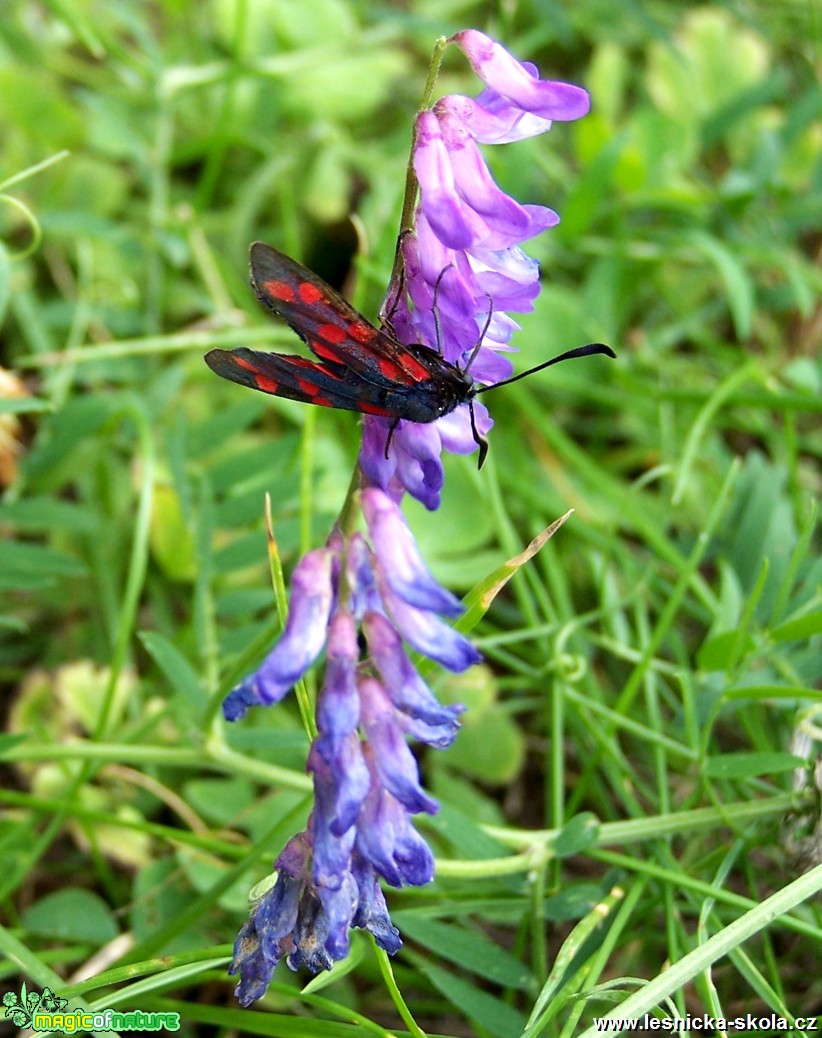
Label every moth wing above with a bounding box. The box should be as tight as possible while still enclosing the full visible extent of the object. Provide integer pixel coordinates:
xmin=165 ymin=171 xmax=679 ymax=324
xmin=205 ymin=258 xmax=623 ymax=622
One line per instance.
xmin=249 ymin=242 xmax=434 ymax=388
xmin=204 ymin=347 xmax=396 ymax=417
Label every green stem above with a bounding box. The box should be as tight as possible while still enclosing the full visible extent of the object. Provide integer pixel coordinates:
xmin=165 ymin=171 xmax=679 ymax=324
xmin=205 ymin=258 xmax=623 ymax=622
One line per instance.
xmin=388 ymin=35 xmax=448 ymax=290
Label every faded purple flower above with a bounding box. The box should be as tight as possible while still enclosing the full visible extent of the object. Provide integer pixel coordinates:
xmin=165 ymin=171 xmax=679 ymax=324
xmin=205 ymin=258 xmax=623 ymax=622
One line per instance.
xmin=224 ymin=490 xmax=470 ymax=1003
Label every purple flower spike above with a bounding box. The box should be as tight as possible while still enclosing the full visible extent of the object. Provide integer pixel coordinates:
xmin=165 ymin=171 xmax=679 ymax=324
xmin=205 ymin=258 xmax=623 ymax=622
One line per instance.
xmin=224 ymin=28 xmax=594 ymax=1004
xmin=222 ymin=548 xmax=335 ymax=719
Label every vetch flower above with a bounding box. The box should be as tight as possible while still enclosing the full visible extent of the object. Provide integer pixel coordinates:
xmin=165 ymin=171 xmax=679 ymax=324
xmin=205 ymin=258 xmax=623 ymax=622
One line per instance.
xmin=223 ymin=548 xmax=334 ymax=720
xmin=223 ymin=30 xmax=593 ymax=1006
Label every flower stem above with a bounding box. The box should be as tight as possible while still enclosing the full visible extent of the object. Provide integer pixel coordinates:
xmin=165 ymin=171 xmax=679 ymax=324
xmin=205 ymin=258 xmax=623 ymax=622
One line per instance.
xmin=388 ymin=35 xmax=448 ymax=291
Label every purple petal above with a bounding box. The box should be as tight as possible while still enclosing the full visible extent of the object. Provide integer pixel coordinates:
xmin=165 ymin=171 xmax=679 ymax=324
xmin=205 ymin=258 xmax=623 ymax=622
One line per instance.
xmin=358 ymin=676 xmax=439 ymax=814
xmin=222 ymin=548 xmax=334 ymax=718
xmin=312 ymin=732 xmax=370 ymax=835
xmin=470 ymin=243 xmax=540 ymax=285
xmin=404 ymin=226 xmax=477 ymax=328
xmin=439 ymin=111 xmax=534 ymax=235
xmin=467 ymin=349 xmax=514 ymax=385
xmin=316 ymin=610 xmax=360 ymax=739
xmin=438 ymin=403 xmax=494 ymax=456
xmin=467 ymin=203 xmax=560 ymax=250
xmin=436 ymin=92 xmax=553 ymax=145
xmin=364 ymin=610 xmax=465 ymax=736
xmin=357 ymin=781 xmax=436 ymax=887
xmin=450 ymin=31 xmax=591 ymax=122
xmin=358 ymin=418 xmax=396 ymax=492
xmin=315 ymin=869 xmax=358 ymax=960
xmin=288 ymin=893 xmax=334 ymax=973
xmin=344 ymin=533 xmax=382 ymax=620
xmin=310 ymin=753 xmax=358 ymax=884
xmin=363 ymin=487 xmax=462 ymax=616
xmin=413 ymin=111 xmax=474 ymax=250
xmin=379 ymin=581 xmax=482 ymax=670
xmin=229 ymin=832 xmax=311 ymax=1004
xmin=392 ymin=423 xmax=446 ymax=510
xmin=473 ymin=268 xmax=541 ymax=311
xmin=351 ymin=855 xmax=402 ymax=953
xmin=222 ymin=678 xmax=265 ymax=722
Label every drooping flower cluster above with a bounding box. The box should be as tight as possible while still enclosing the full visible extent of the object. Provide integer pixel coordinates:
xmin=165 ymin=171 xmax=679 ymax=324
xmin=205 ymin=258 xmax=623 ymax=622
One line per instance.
xmin=359 ymin=29 xmax=590 ymax=510
xmin=224 ymin=30 xmax=590 ymax=1006
xmin=227 ymin=489 xmax=475 ymax=1004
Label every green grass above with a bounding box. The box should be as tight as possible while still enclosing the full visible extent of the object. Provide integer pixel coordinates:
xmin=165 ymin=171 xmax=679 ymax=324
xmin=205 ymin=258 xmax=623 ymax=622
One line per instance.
xmin=2 ymin=0 xmax=821 ymax=1034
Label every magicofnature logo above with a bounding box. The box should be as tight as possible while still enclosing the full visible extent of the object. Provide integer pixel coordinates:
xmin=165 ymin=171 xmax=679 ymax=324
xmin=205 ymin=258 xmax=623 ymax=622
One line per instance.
xmin=3 ymin=982 xmax=180 ymax=1032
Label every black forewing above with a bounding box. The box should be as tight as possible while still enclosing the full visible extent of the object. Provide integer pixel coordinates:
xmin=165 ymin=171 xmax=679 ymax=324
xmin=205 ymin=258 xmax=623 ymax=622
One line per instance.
xmin=249 ymin=242 xmax=436 ymax=389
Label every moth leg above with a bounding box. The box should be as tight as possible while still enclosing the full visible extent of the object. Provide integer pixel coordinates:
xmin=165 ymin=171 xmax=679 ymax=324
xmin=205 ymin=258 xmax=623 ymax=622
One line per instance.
xmin=384 ymin=417 xmax=401 ymax=459
xmin=469 ymin=402 xmax=488 ymax=469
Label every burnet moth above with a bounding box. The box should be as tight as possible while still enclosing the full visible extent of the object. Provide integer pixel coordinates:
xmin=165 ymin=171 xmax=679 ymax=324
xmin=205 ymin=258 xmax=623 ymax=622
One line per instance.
xmin=204 ymin=242 xmax=615 ymax=466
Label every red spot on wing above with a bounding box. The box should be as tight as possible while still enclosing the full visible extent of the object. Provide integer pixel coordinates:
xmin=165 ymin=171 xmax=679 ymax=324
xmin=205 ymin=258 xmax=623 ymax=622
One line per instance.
xmin=348 ymin=321 xmax=376 ymax=345
xmin=400 ymin=354 xmax=433 ymax=382
xmin=376 ymin=353 xmax=432 ymax=383
xmin=262 ymin=279 xmax=296 ymax=302
xmin=317 ymin=323 xmax=347 ymax=344
xmin=298 ymin=282 xmax=324 ymax=304
xmin=358 ymin=401 xmax=394 ymax=416
xmin=232 ymin=352 xmax=281 ymax=393
xmin=296 ymin=376 xmax=323 ymax=397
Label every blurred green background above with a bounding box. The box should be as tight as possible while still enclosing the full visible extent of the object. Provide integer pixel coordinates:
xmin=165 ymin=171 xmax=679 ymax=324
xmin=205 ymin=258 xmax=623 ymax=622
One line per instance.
xmin=1 ymin=0 xmax=821 ymax=1034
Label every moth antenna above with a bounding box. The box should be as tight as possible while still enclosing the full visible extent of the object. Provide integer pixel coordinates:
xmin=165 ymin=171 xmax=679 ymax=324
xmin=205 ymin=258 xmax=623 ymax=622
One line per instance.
xmin=475 ymin=343 xmax=616 ymax=394
xmin=430 ymin=264 xmax=454 ymax=357
xmin=462 ymin=292 xmax=494 ymax=376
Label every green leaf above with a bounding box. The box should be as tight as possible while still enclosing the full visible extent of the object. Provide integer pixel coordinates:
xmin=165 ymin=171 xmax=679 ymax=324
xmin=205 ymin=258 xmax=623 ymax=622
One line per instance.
xmin=554 ymin=813 xmax=601 ymax=857
xmin=444 ymin=705 xmax=525 ymax=785
xmin=0 ymin=540 xmax=85 ymax=582
xmin=458 ymin=512 xmax=573 ymax=633
xmin=0 ymin=241 xmax=10 ymax=325
xmin=544 ymin=884 xmax=606 ymax=922
xmin=139 ymin=631 xmax=205 ymax=704
xmin=149 ymin=483 xmax=197 ymax=581
xmin=703 ymin=752 xmax=803 ymax=779
xmin=0 ymin=497 xmax=98 ymax=533
xmin=685 ymin=230 xmax=753 ymax=339
xmin=771 ymin=610 xmax=822 ymax=643
xmin=395 ymin=917 xmax=533 ymax=989
xmin=427 ymin=802 xmax=510 ymax=862
xmin=422 ymin=962 xmax=528 ymax=1038
xmin=183 ymin=777 xmax=256 ymax=826
xmin=697 ymin=629 xmax=757 ymax=670
xmin=22 ymin=889 xmax=118 ymax=944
